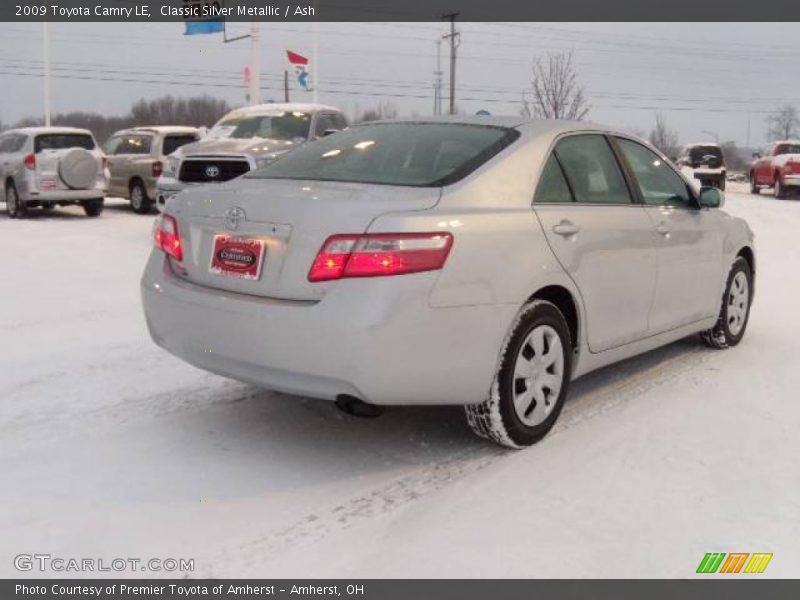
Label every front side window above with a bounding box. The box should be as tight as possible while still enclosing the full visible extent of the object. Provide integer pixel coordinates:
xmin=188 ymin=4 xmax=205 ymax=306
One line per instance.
xmin=250 ymin=123 xmax=519 ymax=187
xmin=616 ymin=138 xmax=693 ymax=208
xmin=534 ymin=154 xmax=573 ymax=203
xmin=208 ymin=112 xmax=312 ymax=141
xmin=554 ymin=135 xmax=632 ymax=204
xmin=35 ymin=133 xmax=95 ymax=153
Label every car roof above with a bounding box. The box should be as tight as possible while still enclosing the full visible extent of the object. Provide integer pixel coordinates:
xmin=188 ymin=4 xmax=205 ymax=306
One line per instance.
xmin=771 ymin=139 xmax=800 ymax=145
xmin=223 ymin=103 xmax=342 ymax=117
xmin=356 ymin=116 xmax=625 ymax=140
xmin=5 ymin=126 xmax=94 ymax=136
xmin=114 ymin=126 xmax=200 ymax=135
xmin=684 ymin=142 xmax=721 ymax=148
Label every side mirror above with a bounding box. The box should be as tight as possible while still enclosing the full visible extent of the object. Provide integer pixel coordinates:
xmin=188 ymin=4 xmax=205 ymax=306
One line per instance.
xmin=698 ymin=186 xmax=724 ymax=209
xmin=752 ymin=152 xmax=762 ymax=159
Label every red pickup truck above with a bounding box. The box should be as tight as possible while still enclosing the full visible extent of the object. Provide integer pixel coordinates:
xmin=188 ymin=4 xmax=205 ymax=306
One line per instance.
xmin=750 ymin=140 xmax=800 ymax=198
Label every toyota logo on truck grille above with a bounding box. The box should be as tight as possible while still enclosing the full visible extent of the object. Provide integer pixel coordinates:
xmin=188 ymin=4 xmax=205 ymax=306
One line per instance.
xmin=205 ymin=165 xmax=221 ymax=179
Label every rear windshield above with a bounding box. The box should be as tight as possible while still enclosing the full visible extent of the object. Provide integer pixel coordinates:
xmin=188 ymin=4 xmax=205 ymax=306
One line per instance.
xmin=163 ymin=134 xmax=197 ymax=156
xmin=688 ymin=145 xmax=723 ymax=161
xmin=35 ymin=133 xmax=95 ymax=153
xmin=776 ymin=144 xmax=800 ymax=155
xmin=249 ymin=123 xmax=519 ymax=187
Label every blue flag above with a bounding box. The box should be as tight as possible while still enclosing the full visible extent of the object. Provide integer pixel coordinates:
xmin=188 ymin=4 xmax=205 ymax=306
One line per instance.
xmin=184 ymin=20 xmax=224 ymax=35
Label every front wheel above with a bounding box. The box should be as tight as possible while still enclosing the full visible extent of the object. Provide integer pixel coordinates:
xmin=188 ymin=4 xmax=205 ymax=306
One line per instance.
xmin=82 ymin=198 xmax=104 ymax=217
xmin=750 ymin=173 xmax=760 ymax=194
xmin=466 ymin=300 xmax=572 ymax=449
xmin=701 ymin=257 xmax=752 ymax=349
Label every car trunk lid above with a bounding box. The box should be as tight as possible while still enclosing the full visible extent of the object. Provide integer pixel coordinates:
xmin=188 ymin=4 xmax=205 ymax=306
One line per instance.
xmin=167 ymin=178 xmax=441 ymax=301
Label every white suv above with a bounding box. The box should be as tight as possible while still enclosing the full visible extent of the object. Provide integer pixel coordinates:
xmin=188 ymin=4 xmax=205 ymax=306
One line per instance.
xmin=0 ymin=127 xmax=108 ymax=218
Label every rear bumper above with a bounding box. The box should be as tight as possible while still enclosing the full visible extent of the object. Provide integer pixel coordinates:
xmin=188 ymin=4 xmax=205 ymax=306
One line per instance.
xmin=783 ymin=175 xmax=800 ymax=186
xmin=140 ymin=251 xmax=517 ymax=406
xmin=20 ymin=188 xmax=105 ymax=203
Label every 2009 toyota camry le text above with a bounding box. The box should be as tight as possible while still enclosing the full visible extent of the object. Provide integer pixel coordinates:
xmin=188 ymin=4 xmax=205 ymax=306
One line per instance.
xmin=140 ymin=117 xmax=755 ymax=448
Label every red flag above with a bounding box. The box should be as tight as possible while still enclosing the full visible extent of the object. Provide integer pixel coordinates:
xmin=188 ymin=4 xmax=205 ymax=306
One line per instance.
xmin=286 ymin=50 xmax=309 ymax=66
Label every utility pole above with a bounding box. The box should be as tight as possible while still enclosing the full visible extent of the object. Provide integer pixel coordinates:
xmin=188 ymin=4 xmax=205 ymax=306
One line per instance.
xmin=312 ymin=14 xmax=319 ymax=103
xmin=284 ymin=70 xmax=290 ymax=102
xmin=43 ymin=20 xmax=51 ymax=127
xmin=442 ymin=13 xmax=460 ymax=116
xmin=433 ymin=40 xmax=443 ymax=116
xmin=248 ymin=22 xmax=261 ymax=105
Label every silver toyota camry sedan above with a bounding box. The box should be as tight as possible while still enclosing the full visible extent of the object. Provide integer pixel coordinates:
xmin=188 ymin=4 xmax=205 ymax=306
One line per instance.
xmin=141 ymin=117 xmax=755 ymax=448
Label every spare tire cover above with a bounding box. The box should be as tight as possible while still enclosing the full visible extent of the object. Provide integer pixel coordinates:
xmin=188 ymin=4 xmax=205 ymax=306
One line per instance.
xmin=58 ymin=148 xmax=99 ymax=190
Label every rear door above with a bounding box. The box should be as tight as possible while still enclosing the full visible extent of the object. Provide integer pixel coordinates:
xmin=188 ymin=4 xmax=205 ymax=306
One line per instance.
xmin=533 ymin=133 xmax=658 ymax=352
xmin=33 ymin=132 xmax=96 ymax=192
xmin=613 ymin=137 xmax=724 ymax=332
xmin=104 ymin=136 xmax=125 ymax=196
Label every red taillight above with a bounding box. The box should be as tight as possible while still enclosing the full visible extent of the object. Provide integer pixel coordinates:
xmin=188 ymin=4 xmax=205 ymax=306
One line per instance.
xmin=154 ymin=214 xmax=183 ymax=262
xmin=308 ymin=232 xmax=453 ymax=282
xmin=152 ymin=161 xmax=163 ymax=178
xmin=787 ymin=162 xmax=799 ymax=174
xmin=23 ymin=153 xmax=35 ymax=170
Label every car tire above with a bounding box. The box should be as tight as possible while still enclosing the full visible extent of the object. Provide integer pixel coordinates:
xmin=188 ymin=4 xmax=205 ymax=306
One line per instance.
xmin=130 ymin=180 xmax=153 ymax=214
xmin=774 ymin=176 xmax=786 ymax=199
xmin=701 ymin=257 xmax=752 ymax=349
xmin=749 ymin=173 xmax=760 ymax=194
xmin=465 ymin=300 xmax=572 ymax=449
xmin=82 ymin=199 xmax=104 ymax=217
xmin=5 ymin=181 xmax=27 ymax=219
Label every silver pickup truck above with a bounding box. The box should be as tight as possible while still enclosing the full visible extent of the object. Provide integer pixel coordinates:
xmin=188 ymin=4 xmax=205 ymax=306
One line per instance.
xmin=155 ymin=103 xmax=347 ymax=212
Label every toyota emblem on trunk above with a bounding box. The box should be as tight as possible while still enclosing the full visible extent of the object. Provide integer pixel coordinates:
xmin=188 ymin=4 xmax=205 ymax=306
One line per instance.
xmin=205 ymin=165 xmax=221 ymax=179
xmin=224 ymin=207 xmax=246 ymax=230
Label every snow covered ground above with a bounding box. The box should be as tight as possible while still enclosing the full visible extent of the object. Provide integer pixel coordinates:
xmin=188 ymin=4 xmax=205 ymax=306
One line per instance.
xmin=1 ymin=185 xmax=798 ymax=578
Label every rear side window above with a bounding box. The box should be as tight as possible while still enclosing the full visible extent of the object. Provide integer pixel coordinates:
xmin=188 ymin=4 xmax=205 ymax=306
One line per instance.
xmin=534 ymin=154 xmax=573 ymax=203
xmin=162 ymin=134 xmax=197 ymax=156
xmin=616 ymin=138 xmax=693 ymax=208
xmin=117 ymin=135 xmax=152 ymax=154
xmin=554 ymin=135 xmax=632 ymax=205
xmin=35 ymin=134 xmax=95 ymax=153
xmin=250 ymin=123 xmax=519 ymax=187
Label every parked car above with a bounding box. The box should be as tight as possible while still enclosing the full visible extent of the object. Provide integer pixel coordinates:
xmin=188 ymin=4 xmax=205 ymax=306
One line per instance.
xmin=0 ymin=127 xmax=108 ymax=218
xmin=750 ymin=140 xmax=800 ymax=198
xmin=105 ymin=126 xmax=200 ymax=213
xmin=141 ymin=118 xmax=755 ymax=449
xmin=155 ymin=103 xmax=347 ymax=211
xmin=676 ymin=143 xmax=726 ymax=190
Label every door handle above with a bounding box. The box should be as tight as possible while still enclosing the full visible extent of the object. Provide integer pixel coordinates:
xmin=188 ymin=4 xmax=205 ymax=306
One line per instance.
xmin=655 ymin=224 xmax=670 ymax=236
xmin=552 ymin=221 xmax=580 ymax=236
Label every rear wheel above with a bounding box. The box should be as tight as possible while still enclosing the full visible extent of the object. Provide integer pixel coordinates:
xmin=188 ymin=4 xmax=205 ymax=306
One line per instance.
xmin=82 ymin=198 xmax=104 ymax=217
xmin=129 ymin=180 xmax=152 ymax=214
xmin=774 ymin=176 xmax=787 ymax=199
xmin=465 ymin=300 xmax=572 ymax=449
xmin=701 ymin=257 xmax=752 ymax=349
xmin=5 ymin=182 xmax=27 ymax=219
xmin=750 ymin=172 xmax=760 ymax=194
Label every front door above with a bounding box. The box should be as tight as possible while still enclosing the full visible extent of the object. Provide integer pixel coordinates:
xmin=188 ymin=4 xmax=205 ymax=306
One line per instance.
xmin=614 ymin=137 xmax=724 ymax=333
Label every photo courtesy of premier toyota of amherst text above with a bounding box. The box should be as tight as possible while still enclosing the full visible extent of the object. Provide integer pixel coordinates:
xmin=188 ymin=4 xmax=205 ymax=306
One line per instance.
xmin=0 ymin=1 xmax=799 ymax=598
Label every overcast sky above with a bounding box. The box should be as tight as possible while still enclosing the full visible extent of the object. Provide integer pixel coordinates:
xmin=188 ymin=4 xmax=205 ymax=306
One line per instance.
xmin=1 ymin=21 xmax=798 ymax=147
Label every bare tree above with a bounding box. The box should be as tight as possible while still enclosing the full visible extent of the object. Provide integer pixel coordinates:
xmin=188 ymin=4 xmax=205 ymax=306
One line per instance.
xmin=354 ymin=102 xmax=399 ymax=124
xmin=648 ymin=113 xmax=680 ymax=158
xmin=765 ymin=104 xmax=800 ymax=141
xmin=521 ymin=51 xmax=589 ymax=121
